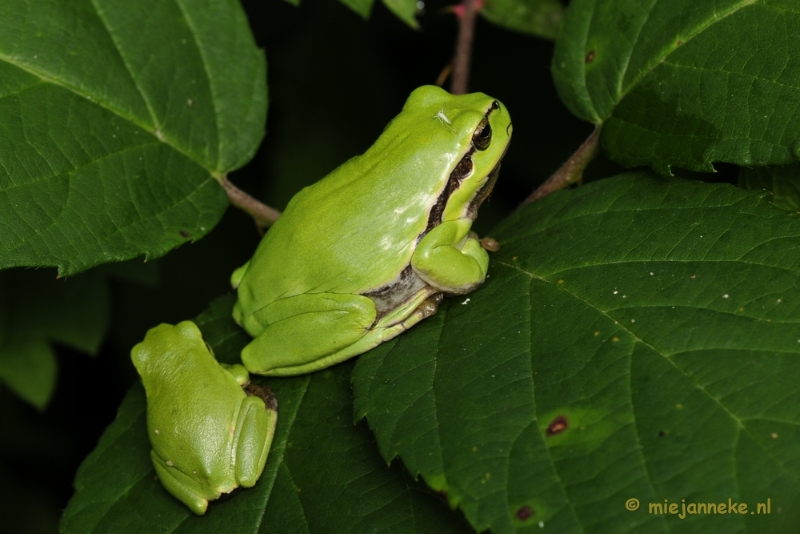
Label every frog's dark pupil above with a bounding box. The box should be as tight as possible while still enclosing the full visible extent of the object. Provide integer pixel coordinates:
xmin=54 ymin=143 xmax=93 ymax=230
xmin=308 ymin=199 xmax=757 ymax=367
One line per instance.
xmin=473 ymin=123 xmax=492 ymax=151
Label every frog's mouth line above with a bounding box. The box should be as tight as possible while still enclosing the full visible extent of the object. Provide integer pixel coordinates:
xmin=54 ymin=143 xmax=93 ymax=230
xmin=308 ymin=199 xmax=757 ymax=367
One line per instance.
xmin=465 ymin=132 xmax=512 ymax=219
xmin=423 ymin=146 xmax=476 ymax=232
xmin=467 ymin=158 xmax=503 ymax=218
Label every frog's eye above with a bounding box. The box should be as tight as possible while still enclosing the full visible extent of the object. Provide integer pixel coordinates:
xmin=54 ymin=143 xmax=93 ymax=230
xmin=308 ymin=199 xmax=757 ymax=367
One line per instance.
xmin=473 ymin=119 xmax=492 ymax=151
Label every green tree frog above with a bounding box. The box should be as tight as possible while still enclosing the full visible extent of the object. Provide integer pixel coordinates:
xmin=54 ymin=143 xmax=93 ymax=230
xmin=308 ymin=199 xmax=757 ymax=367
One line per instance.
xmin=131 ymin=321 xmax=277 ymax=515
xmin=232 ymin=85 xmax=512 ymax=376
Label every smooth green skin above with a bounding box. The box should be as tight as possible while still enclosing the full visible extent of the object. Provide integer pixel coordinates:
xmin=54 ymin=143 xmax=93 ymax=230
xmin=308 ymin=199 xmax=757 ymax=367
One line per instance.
xmin=130 ymin=321 xmax=277 ymax=515
xmin=233 ymin=85 xmax=512 ymax=376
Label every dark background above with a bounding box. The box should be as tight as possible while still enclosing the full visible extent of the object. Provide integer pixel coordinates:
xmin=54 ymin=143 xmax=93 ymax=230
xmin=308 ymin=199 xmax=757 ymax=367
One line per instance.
xmin=0 ymin=1 xmax=599 ymax=532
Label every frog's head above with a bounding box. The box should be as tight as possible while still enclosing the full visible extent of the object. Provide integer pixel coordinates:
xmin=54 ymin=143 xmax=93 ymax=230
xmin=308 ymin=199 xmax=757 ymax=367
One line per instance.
xmin=405 ymin=86 xmax=513 ymax=226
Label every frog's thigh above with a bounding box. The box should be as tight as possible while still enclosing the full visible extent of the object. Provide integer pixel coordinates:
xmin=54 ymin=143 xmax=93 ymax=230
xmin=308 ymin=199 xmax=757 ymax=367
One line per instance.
xmin=241 ymin=293 xmax=376 ymax=375
xmin=233 ymin=395 xmax=277 ymax=488
xmin=151 ymin=451 xmax=209 ymax=515
xmin=412 ymin=219 xmax=489 ymax=294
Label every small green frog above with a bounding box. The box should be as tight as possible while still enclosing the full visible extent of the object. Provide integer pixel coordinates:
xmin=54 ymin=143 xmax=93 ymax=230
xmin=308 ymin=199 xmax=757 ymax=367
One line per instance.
xmin=232 ymin=85 xmax=512 ymax=376
xmin=131 ymin=321 xmax=277 ymax=515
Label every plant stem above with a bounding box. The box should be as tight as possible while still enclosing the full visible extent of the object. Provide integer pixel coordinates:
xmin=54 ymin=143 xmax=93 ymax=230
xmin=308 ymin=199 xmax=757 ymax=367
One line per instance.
xmin=222 ymin=176 xmax=281 ymax=228
xmin=450 ymin=0 xmax=477 ymax=95
xmin=523 ymin=126 xmax=601 ymax=204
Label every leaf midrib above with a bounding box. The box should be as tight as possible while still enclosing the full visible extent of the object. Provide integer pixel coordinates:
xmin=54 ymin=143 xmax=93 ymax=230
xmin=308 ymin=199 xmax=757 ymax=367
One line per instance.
xmin=0 ymin=12 xmax=224 ymax=182
xmin=611 ymin=0 xmax=758 ymax=120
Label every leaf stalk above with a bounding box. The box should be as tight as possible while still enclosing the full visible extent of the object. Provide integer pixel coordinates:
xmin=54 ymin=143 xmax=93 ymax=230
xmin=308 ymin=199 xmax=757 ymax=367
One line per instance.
xmin=222 ymin=177 xmax=281 ymax=229
xmin=523 ymin=125 xmax=601 ymax=204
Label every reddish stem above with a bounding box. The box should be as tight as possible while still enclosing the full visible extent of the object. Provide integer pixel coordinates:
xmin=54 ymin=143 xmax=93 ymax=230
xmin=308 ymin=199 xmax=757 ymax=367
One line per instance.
xmin=523 ymin=126 xmax=601 ymax=204
xmin=222 ymin=176 xmax=281 ymax=228
xmin=450 ymin=0 xmax=478 ymax=95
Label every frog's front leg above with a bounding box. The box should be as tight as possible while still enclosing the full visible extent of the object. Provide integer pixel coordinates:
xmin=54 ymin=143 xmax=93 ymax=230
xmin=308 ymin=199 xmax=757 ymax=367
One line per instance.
xmin=241 ymin=293 xmax=377 ymax=375
xmin=411 ymin=218 xmax=489 ymax=294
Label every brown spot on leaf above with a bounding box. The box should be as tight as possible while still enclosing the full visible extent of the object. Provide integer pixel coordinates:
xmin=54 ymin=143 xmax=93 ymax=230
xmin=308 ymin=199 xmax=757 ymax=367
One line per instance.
xmin=517 ymin=505 xmax=535 ymax=520
xmin=546 ymin=415 xmax=568 ymax=436
xmin=585 ymin=50 xmax=596 ymax=63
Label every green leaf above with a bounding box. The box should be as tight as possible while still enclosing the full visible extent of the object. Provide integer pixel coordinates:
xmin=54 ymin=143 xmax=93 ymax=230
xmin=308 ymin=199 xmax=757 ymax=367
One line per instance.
xmin=0 ymin=270 xmax=109 ymax=353
xmin=0 ymin=0 xmax=266 ymax=275
xmin=553 ymin=0 xmax=800 ymax=174
xmin=739 ymin=164 xmax=800 ymax=212
xmin=353 ymin=173 xmax=800 ymax=533
xmin=338 ymin=0 xmax=375 ymax=19
xmin=288 ymin=0 xmax=418 ymax=28
xmin=0 ymin=268 xmax=109 ymax=408
xmin=481 ymin=0 xmax=564 ymax=40
xmin=0 ymin=341 xmax=55 ymax=410
xmin=61 ymin=295 xmax=471 ymax=533
xmin=382 ymin=0 xmax=419 ymax=29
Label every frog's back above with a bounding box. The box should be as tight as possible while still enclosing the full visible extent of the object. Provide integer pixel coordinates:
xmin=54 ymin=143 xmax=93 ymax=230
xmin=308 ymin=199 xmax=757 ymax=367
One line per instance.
xmin=244 ymin=159 xmax=436 ymax=302
xmin=133 ymin=322 xmax=246 ymax=480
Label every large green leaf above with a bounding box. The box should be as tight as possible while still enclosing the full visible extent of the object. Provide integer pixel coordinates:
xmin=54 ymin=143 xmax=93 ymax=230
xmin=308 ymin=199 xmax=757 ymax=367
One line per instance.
xmin=553 ymin=0 xmax=800 ymax=174
xmin=353 ymin=173 xmax=800 ymax=533
xmin=0 ymin=0 xmax=266 ymax=276
xmin=61 ymin=295 xmax=471 ymax=533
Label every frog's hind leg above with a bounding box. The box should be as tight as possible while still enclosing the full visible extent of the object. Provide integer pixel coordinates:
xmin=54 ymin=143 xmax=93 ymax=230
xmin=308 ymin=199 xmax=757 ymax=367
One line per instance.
xmin=151 ymin=451 xmax=211 ymax=515
xmin=241 ymin=293 xmax=377 ymax=376
xmin=233 ymin=394 xmax=277 ymax=488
